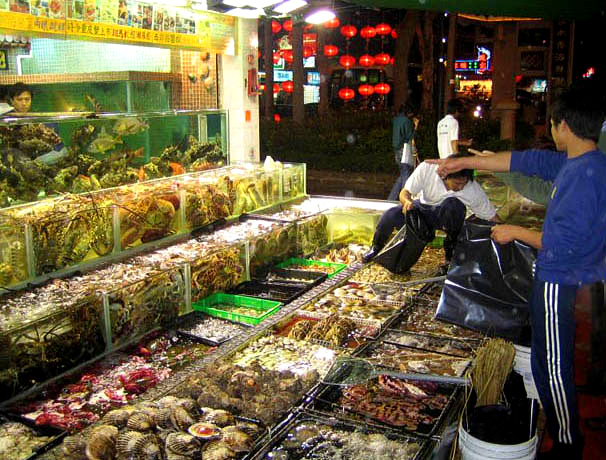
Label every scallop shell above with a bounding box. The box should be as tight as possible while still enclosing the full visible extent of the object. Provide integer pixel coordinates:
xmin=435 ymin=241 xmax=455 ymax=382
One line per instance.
xmin=101 ymin=408 xmax=132 ymax=428
xmin=165 ymin=452 xmax=189 ymax=460
xmin=187 ymin=422 xmax=222 ymax=440
xmin=131 ymin=434 xmax=162 ymax=460
xmin=170 ymin=406 xmax=195 ymax=431
xmin=153 ymin=407 xmax=174 ymax=429
xmin=202 ymin=440 xmax=236 ymax=460
xmin=165 ymin=432 xmax=201 ymax=456
xmin=175 ymin=397 xmax=198 ymax=414
xmin=127 ymin=412 xmax=155 ymax=432
xmin=156 ymin=395 xmax=179 ymax=409
xmin=116 ymin=431 xmax=144 ymax=456
xmin=221 ymin=425 xmax=253 ymax=452
xmin=204 ymin=409 xmax=234 ymax=427
xmin=61 ymin=434 xmax=86 ymax=458
xmin=85 ymin=425 xmax=118 ymax=460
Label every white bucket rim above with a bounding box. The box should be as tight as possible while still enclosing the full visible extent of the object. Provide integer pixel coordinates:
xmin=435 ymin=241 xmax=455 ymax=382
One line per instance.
xmin=459 ymin=421 xmax=538 ymax=452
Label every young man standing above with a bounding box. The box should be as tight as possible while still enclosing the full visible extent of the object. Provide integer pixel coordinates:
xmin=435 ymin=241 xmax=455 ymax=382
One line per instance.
xmin=437 ymin=99 xmax=472 ymax=159
xmin=429 ymin=84 xmax=606 ymax=460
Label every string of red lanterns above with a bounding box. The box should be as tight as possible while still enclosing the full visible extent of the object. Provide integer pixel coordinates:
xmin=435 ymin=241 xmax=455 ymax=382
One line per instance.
xmin=323 ymin=45 xmax=338 ymax=57
xmin=338 ymin=88 xmax=355 ymax=100
xmin=271 ymin=20 xmax=281 ymax=34
xmin=323 ymin=17 xmax=340 ymax=28
xmin=283 ymin=19 xmax=293 ymax=32
xmin=281 ymin=81 xmax=294 ymax=93
xmin=360 ymin=26 xmax=376 ymax=39
xmin=339 ymin=55 xmax=355 ymax=68
xmin=340 ymin=25 xmax=357 ymax=38
xmin=375 ymin=23 xmax=392 ymax=36
xmin=359 ymin=54 xmax=375 ymax=67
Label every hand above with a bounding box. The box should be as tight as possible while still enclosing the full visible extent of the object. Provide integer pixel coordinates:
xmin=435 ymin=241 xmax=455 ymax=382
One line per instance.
xmin=401 ymin=199 xmax=414 ymax=213
xmin=468 ymin=148 xmax=495 ymax=157
xmin=490 ymin=224 xmax=522 ymax=244
xmin=425 ymin=157 xmax=466 ymax=179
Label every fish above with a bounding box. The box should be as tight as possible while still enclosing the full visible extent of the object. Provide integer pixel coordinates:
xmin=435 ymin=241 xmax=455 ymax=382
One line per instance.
xmin=88 ymin=127 xmax=123 ymax=154
xmin=169 ymin=162 xmax=185 ymax=175
xmin=113 ymin=118 xmax=149 ymax=136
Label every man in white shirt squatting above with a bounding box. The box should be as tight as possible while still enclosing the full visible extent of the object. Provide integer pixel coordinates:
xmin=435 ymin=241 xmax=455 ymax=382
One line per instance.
xmin=363 ymin=153 xmax=497 ymax=266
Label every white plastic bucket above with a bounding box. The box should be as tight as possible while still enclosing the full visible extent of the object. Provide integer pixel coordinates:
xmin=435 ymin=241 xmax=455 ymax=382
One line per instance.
xmin=513 ymin=345 xmax=539 ymax=400
xmin=459 ymin=422 xmax=538 ymax=460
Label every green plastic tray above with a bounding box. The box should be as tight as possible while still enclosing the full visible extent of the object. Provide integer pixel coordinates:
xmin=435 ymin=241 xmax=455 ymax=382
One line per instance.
xmin=275 ymin=258 xmax=347 ymax=278
xmin=427 ymin=236 xmax=444 ymax=249
xmin=192 ymin=293 xmax=281 ymax=326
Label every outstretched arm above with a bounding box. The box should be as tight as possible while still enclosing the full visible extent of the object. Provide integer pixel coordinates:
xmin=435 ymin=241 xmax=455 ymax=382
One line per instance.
xmin=426 ymin=150 xmax=513 ymax=177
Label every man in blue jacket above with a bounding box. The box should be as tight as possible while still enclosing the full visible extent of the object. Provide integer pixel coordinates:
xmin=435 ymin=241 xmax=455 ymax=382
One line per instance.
xmin=429 ymin=84 xmax=606 ymax=460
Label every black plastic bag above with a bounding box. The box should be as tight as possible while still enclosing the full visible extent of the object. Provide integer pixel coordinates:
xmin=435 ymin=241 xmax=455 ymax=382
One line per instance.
xmin=435 ymin=220 xmax=536 ymax=342
xmin=373 ymin=208 xmax=435 ymax=274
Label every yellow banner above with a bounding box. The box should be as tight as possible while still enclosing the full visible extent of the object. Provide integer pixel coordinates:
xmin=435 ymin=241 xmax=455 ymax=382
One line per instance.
xmin=0 ymin=10 xmax=236 ymax=53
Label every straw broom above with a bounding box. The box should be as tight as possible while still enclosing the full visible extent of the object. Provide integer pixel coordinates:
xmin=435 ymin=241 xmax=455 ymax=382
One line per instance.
xmin=471 ymin=338 xmax=515 ymax=407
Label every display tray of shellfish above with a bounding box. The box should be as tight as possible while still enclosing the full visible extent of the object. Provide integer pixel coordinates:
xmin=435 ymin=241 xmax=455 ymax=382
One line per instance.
xmin=356 ymin=341 xmax=471 ymax=382
xmin=330 ymin=281 xmax=413 ymax=306
xmin=6 ymin=331 xmax=213 ymax=433
xmin=0 ymin=413 xmax=66 ymax=460
xmin=229 ymin=280 xmax=305 ymax=305
xmin=254 ymin=410 xmax=435 ymax=460
xmin=308 ymin=374 xmax=460 ymax=438
xmin=394 ymin=297 xmax=485 ymax=342
xmin=380 ymin=330 xmax=477 ymax=358
xmin=261 ymin=267 xmax=328 ymax=288
xmin=272 ymin=314 xmax=370 ymax=351
xmin=48 ymin=399 xmax=268 ymax=460
xmin=174 ymin=311 xmax=252 ymax=347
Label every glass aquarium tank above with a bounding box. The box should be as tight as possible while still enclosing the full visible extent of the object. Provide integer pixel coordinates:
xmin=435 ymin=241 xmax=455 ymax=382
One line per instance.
xmin=0 ymin=110 xmax=228 ymax=208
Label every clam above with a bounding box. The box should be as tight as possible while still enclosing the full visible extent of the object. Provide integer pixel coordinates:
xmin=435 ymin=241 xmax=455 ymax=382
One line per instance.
xmin=202 ymin=440 xmax=236 ymax=460
xmin=116 ymin=431 xmax=144 ymax=456
xmin=221 ymin=425 xmax=253 ymax=452
xmin=127 ymin=412 xmax=155 ymax=432
xmin=165 ymin=431 xmax=201 ymax=456
xmin=204 ymin=409 xmax=234 ymax=427
xmin=170 ymin=406 xmax=195 ymax=431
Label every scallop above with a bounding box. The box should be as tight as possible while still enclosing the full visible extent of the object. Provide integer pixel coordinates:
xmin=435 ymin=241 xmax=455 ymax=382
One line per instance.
xmin=202 ymin=440 xmax=236 ymax=460
xmin=127 ymin=412 xmax=155 ymax=432
xmin=293 ymin=424 xmax=321 ymax=443
xmin=165 ymin=432 xmax=201 ymax=456
xmin=61 ymin=434 xmax=86 ymax=458
xmin=101 ymin=408 xmax=132 ymax=428
xmin=221 ymin=425 xmax=253 ymax=452
xmin=131 ymin=434 xmax=162 ymax=460
xmin=165 ymin=452 xmax=190 ymax=460
xmin=85 ymin=425 xmax=118 ymax=460
xmin=204 ymin=409 xmax=234 ymax=427
xmin=116 ymin=431 xmax=144 ymax=456
xmin=175 ymin=397 xmax=198 ymax=414
xmin=153 ymin=407 xmax=174 ymax=429
xmin=170 ymin=406 xmax=195 ymax=431
xmin=156 ymin=395 xmax=179 ymax=408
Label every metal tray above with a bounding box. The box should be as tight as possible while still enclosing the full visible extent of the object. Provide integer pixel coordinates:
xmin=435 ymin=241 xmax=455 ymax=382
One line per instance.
xmin=252 ymin=410 xmax=436 ymax=460
xmin=0 ymin=412 xmax=66 ymax=460
xmin=307 ymin=374 xmax=462 ymax=438
xmin=229 ymin=280 xmax=305 ymax=304
xmin=174 ymin=311 xmax=252 ymax=346
xmin=381 ymin=330 xmax=477 ymax=358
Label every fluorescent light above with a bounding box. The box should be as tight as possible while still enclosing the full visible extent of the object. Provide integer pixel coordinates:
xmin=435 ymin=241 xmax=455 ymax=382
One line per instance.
xmin=225 ymin=7 xmax=263 ymax=17
xmin=191 ymin=1 xmax=207 ymax=10
xmin=304 ymin=8 xmax=334 ymax=24
xmin=273 ymin=0 xmax=307 ymax=14
xmin=224 ymin=0 xmax=248 ymax=7
xmin=249 ymin=0 xmax=283 ymax=7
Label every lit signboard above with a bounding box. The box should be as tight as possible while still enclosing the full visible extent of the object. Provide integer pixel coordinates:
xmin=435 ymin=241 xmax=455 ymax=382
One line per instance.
xmin=455 ymin=46 xmax=492 ymax=74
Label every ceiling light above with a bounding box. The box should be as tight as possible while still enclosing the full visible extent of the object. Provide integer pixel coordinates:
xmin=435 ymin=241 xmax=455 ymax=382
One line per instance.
xmin=191 ymin=1 xmax=207 ymax=10
xmin=273 ymin=0 xmax=307 ymax=14
xmin=304 ymin=7 xmax=334 ymax=24
xmin=225 ymin=7 xmax=263 ymax=17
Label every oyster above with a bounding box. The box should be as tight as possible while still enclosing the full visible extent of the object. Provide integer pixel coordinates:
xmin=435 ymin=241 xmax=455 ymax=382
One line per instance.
xmin=165 ymin=432 xmax=201 ymax=456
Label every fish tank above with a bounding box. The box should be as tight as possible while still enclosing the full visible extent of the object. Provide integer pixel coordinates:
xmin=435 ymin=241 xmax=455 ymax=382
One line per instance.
xmin=296 ymin=213 xmax=329 ymax=256
xmin=326 ymin=208 xmax=383 ymax=246
xmin=0 ymin=289 xmax=105 ymax=401
xmin=248 ymin=221 xmax=297 ymax=276
xmin=0 ymin=110 xmax=228 ymax=208
xmin=282 ymin=162 xmax=306 ymax=200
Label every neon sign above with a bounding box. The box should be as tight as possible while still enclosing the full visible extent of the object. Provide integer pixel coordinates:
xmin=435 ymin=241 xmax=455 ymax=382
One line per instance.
xmin=455 ymin=46 xmax=492 ymax=74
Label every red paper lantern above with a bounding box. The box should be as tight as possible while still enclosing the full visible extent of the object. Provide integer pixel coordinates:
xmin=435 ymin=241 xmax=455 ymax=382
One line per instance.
xmin=282 ymin=49 xmax=293 ymax=63
xmin=283 ymin=19 xmax=293 ymax=31
xmin=390 ymin=57 xmax=395 ymax=65
xmin=359 ymin=54 xmax=375 ymax=67
xmin=323 ymin=45 xmax=338 ymax=57
xmin=303 ymin=46 xmax=314 ymax=58
xmin=358 ymin=84 xmax=374 ymax=96
xmin=271 ymin=20 xmax=282 ymax=34
xmin=338 ymin=88 xmax=355 ymax=100
xmin=375 ymin=23 xmax=392 ymax=36
xmin=274 ymin=113 xmax=281 ymax=122
xmin=391 ymin=29 xmax=398 ymax=39
xmin=281 ymin=80 xmax=294 ymax=93
xmin=273 ymin=83 xmax=280 ymax=94
xmin=324 ymin=17 xmax=340 ymax=28
xmin=339 ymin=55 xmax=355 ymax=68
xmin=360 ymin=26 xmax=376 ymax=39
xmin=374 ymin=52 xmax=391 ymax=65
xmin=374 ymin=82 xmax=391 ymax=95
xmin=340 ymin=25 xmax=357 ymax=38
xmin=272 ymin=52 xmax=281 ymax=64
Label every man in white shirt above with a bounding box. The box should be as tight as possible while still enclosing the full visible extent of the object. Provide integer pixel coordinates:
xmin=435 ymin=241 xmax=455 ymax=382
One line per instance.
xmin=363 ymin=153 xmax=497 ymax=266
xmin=437 ymin=99 xmax=471 ymax=159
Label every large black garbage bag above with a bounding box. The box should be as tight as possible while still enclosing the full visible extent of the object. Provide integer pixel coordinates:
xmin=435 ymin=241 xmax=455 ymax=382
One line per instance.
xmin=435 ymin=220 xmax=536 ymax=342
xmin=373 ymin=208 xmax=435 ymax=274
